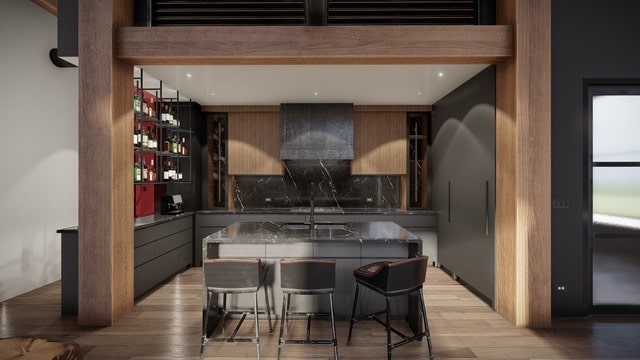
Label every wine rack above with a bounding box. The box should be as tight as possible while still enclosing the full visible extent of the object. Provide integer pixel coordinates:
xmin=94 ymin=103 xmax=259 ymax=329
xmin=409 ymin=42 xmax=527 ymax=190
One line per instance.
xmin=207 ymin=113 xmax=228 ymax=208
xmin=407 ymin=112 xmax=429 ymax=208
xmin=133 ymin=68 xmax=194 ymax=218
xmin=133 ymin=68 xmax=193 ymax=185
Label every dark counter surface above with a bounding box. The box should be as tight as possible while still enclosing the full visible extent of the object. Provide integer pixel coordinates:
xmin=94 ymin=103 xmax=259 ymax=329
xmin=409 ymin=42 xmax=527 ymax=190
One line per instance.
xmin=198 ymin=208 xmax=438 ymax=215
xmin=56 ymin=212 xmax=195 ymax=234
xmin=203 ymin=221 xmax=421 ymax=244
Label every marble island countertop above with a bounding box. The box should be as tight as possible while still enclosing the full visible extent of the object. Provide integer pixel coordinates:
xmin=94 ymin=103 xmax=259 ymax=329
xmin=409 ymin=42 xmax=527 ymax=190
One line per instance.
xmin=198 ymin=208 xmax=438 ymax=215
xmin=203 ymin=221 xmax=422 ymax=244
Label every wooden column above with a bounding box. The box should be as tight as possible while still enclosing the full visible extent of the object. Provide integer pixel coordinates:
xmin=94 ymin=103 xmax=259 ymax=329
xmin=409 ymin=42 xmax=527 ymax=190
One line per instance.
xmin=78 ymin=0 xmax=134 ymax=326
xmin=495 ymin=0 xmax=551 ymax=327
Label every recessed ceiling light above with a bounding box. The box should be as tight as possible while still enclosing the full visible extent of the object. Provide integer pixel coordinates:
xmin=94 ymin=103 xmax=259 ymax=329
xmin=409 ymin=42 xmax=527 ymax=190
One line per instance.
xmin=313 ymin=91 xmax=319 ymax=96
xmin=186 ymin=73 xmax=192 ymax=78
xmin=417 ymin=92 xmax=422 ymax=96
xmin=438 ymin=72 xmax=444 ymax=78
xmin=210 ymin=92 xmax=216 ymax=96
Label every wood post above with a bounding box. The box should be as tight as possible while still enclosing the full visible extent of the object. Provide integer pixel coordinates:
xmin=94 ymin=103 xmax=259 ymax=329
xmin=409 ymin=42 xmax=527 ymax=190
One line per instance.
xmin=78 ymin=0 xmax=134 ymax=326
xmin=495 ymin=0 xmax=552 ymax=327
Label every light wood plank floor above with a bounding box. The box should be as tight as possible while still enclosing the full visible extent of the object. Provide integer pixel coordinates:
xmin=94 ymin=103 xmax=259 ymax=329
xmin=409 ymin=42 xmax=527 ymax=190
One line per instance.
xmin=2 ymin=266 xmax=640 ymax=359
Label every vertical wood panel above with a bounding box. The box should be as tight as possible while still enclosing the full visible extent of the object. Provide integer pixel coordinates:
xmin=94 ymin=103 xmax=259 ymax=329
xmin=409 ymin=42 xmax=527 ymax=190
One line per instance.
xmin=78 ymin=0 xmax=134 ymax=326
xmin=495 ymin=0 xmax=551 ymax=327
xmin=228 ymin=112 xmax=283 ymax=175
xmin=352 ymin=112 xmax=407 ymax=175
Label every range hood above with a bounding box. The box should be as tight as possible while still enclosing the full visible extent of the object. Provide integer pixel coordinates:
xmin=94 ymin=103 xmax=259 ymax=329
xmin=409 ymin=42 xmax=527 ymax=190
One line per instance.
xmin=280 ymin=103 xmax=354 ymax=160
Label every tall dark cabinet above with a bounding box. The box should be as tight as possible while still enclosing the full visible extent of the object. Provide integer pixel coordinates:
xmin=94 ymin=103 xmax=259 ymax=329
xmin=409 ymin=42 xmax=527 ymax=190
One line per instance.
xmin=431 ymin=66 xmax=496 ymax=304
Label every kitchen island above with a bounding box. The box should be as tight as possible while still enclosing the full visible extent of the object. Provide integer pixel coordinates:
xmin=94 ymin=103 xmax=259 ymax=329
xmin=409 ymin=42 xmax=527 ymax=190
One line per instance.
xmin=203 ymin=221 xmax=424 ymax=329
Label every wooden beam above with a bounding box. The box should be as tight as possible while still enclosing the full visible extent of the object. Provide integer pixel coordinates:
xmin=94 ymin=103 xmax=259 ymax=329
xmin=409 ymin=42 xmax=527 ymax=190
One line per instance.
xmin=117 ymin=25 xmax=512 ymax=65
xmin=78 ymin=0 xmax=134 ymax=326
xmin=31 ymin=0 xmax=57 ymax=16
xmin=495 ymin=0 xmax=551 ymax=327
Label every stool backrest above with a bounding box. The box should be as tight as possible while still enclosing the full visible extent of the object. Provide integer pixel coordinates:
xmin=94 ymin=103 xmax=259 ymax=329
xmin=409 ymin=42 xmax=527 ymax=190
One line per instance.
xmin=385 ymin=256 xmax=429 ymax=293
xmin=203 ymin=258 xmax=264 ymax=292
xmin=280 ymin=259 xmax=336 ymax=293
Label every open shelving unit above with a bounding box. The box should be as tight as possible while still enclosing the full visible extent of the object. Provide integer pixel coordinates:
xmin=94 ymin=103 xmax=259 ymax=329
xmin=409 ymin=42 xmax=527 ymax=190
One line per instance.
xmin=133 ymin=68 xmax=194 ymax=217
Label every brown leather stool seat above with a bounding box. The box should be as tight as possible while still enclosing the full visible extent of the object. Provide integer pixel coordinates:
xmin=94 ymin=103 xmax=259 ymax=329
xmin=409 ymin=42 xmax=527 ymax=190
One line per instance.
xmin=0 ymin=336 xmax=82 ymax=359
xmin=347 ymin=256 xmax=433 ymax=360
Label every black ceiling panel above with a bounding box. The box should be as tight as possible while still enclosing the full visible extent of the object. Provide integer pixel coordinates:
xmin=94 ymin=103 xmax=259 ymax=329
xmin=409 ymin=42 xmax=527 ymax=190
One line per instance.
xmin=143 ymin=0 xmax=481 ymax=26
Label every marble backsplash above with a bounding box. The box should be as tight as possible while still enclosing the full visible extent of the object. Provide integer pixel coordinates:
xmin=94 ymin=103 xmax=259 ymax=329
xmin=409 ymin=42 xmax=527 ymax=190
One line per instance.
xmin=233 ymin=160 xmax=400 ymax=209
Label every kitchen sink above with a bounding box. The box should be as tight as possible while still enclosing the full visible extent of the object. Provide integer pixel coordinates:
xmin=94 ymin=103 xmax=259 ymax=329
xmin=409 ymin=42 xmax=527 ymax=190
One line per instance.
xmin=281 ymin=222 xmax=349 ymax=231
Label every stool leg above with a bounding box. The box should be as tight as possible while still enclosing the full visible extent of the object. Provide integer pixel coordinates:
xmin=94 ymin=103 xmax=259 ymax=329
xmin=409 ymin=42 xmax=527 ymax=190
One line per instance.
xmin=277 ymin=293 xmax=287 ymax=360
xmin=201 ymin=290 xmax=213 ymax=359
xmin=347 ymin=283 xmax=360 ymax=344
xmin=329 ymin=292 xmax=338 ymax=360
xmin=253 ymin=292 xmax=261 ymax=360
xmin=419 ymin=290 xmax=434 ymax=360
xmin=264 ymin=285 xmax=273 ymax=333
xmin=385 ymin=296 xmax=392 ymax=360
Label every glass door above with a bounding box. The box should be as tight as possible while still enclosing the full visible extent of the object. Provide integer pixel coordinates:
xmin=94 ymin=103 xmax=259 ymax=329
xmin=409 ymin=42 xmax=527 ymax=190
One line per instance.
xmin=589 ymin=85 xmax=640 ymax=311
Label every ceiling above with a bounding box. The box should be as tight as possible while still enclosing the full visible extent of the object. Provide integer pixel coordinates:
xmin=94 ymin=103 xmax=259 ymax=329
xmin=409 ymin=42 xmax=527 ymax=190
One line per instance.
xmin=137 ymin=64 xmax=490 ymax=106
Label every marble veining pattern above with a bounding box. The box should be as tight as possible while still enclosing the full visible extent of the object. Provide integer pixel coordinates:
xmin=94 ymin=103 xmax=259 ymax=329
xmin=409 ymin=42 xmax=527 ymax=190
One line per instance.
xmin=234 ymin=160 xmax=400 ymax=209
xmin=203 ymin=221 xmax=421 ymax=245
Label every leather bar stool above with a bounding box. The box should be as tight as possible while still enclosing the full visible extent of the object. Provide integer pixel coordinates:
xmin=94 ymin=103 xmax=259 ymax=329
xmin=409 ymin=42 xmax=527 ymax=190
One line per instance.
xmin=278 ymin=259 xmax=338 ymax=360
xmin=201 ymin=258 xmax=273 ymax=359
xmin=347 ymin=256 xmax=433 ymax=360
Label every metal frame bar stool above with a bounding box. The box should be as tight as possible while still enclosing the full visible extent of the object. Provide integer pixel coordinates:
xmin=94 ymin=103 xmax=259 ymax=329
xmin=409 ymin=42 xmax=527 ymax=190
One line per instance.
xmin=278 ymin=259 xmax=338 ymax=360
xmin=201 ymin=258 xmax=273 ymax=359
xmin=347 ymin=256 xmax=433 ymax=360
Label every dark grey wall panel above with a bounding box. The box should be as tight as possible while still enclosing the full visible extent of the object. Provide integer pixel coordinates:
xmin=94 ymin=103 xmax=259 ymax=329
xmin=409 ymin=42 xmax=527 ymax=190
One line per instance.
xmin=431 ymin=65 xmax=495 ymax=303
xmin=551 ymin=0 xmax=640 ymax=316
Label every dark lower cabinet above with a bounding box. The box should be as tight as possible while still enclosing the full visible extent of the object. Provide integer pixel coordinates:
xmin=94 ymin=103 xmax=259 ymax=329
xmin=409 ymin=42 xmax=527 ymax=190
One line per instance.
xmin=58 ymin=214 xmax=194 ymax=315
xmin=134 ymin=216 xmax=193 ymax=298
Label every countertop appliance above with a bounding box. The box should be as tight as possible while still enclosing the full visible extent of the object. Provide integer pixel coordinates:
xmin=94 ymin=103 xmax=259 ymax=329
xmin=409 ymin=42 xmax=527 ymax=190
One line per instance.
xmin=161 ymin=194 xmax=184 ymax=215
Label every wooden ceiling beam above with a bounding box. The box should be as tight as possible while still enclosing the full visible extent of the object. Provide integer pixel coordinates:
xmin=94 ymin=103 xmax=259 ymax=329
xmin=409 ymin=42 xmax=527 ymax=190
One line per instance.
xmin=117 ymin=25 xmax=512 ymax=65
xmin=31 ymin=0 xmax=57 ymax=16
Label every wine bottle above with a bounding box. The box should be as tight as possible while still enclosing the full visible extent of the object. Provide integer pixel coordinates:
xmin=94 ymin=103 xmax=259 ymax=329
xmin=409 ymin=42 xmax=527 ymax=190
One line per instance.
xmin=149 ymin=97 xmax=155 ymax=118
xmin=142 ymin=127 xmax=149 ymax=148
xmin=134 ymin=157 xmax=141 ymax=183
xmin=168 ymin=160 xmax=176 ymax=181
xmin=171 ymin=135 xmax=178 ymax=154
xmin=149 ymin=159 xmax=156 ymax=182
xmin=135 ymin=123 xmax=142 ymax=147
xmin=162 ymin=161 xmax=171 ymax=181
xmin=148 ymin=127 xmax=156 ymax=150
xmin=181 ymin=137 xmax=187 ymax=155
xmin=142 ymin=158 xmax=148 ymax=182
xmin=177 ymin=161 xmax=183 ymax=181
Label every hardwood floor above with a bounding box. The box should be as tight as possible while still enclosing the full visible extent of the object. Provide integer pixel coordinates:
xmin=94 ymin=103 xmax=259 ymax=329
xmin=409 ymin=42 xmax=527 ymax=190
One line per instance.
xmin=2 ymin=267 xmax=640 ymax=359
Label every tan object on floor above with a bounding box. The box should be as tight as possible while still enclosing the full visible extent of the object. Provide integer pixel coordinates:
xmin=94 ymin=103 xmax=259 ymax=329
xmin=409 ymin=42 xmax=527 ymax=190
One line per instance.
xmin=0 ymin=336 xmax=82 ymax=360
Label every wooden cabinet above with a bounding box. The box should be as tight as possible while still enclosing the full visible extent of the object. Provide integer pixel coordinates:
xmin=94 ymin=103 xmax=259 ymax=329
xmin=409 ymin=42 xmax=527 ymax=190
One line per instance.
xmin=351 ymin=111 xmax=407 ymax=175
xmin=228 ymin=112 xmax=284 ymax=175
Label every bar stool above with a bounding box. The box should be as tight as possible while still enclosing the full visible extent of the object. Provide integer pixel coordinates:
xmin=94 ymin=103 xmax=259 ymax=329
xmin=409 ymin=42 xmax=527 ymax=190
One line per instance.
xmin=347 ymin=256 xmax=433 ymax=360
xmin=201 ymin=258 xmax=272 ymax=359
xmin=278 ymin=259 xmax=338 ymax=360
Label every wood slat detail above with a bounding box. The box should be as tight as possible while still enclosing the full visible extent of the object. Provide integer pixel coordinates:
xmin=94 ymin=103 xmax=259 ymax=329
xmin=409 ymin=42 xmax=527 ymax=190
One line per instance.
xmin=78 ymin=0 xmax=134 ymax=326
xmin=228 ymin=112 xmax=284 ymax=175
xmin=495 ymin=0 xmax=551 ymax=328
xmin=116 ymin=25 xmax=512 ymax=65
xmin=351 ymin=112 xmax=407 ymax=175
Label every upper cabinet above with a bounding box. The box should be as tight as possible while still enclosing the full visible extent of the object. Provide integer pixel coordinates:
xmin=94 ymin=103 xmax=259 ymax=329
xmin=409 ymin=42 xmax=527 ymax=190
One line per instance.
xmin=228 ymin=111 xmax=284 ymax=175
xmin=351 ymin=111 xmax=407 ymax=175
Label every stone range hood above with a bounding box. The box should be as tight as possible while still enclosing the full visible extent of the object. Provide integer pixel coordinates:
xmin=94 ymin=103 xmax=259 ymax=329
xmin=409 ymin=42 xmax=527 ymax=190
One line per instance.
xmin=280 ymin=103 xmax=354 ymax=160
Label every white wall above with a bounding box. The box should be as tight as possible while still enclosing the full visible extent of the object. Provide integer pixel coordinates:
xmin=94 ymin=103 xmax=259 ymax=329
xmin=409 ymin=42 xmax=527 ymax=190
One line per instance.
xmin=0 ymin=1 xmax=78 ymax=302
